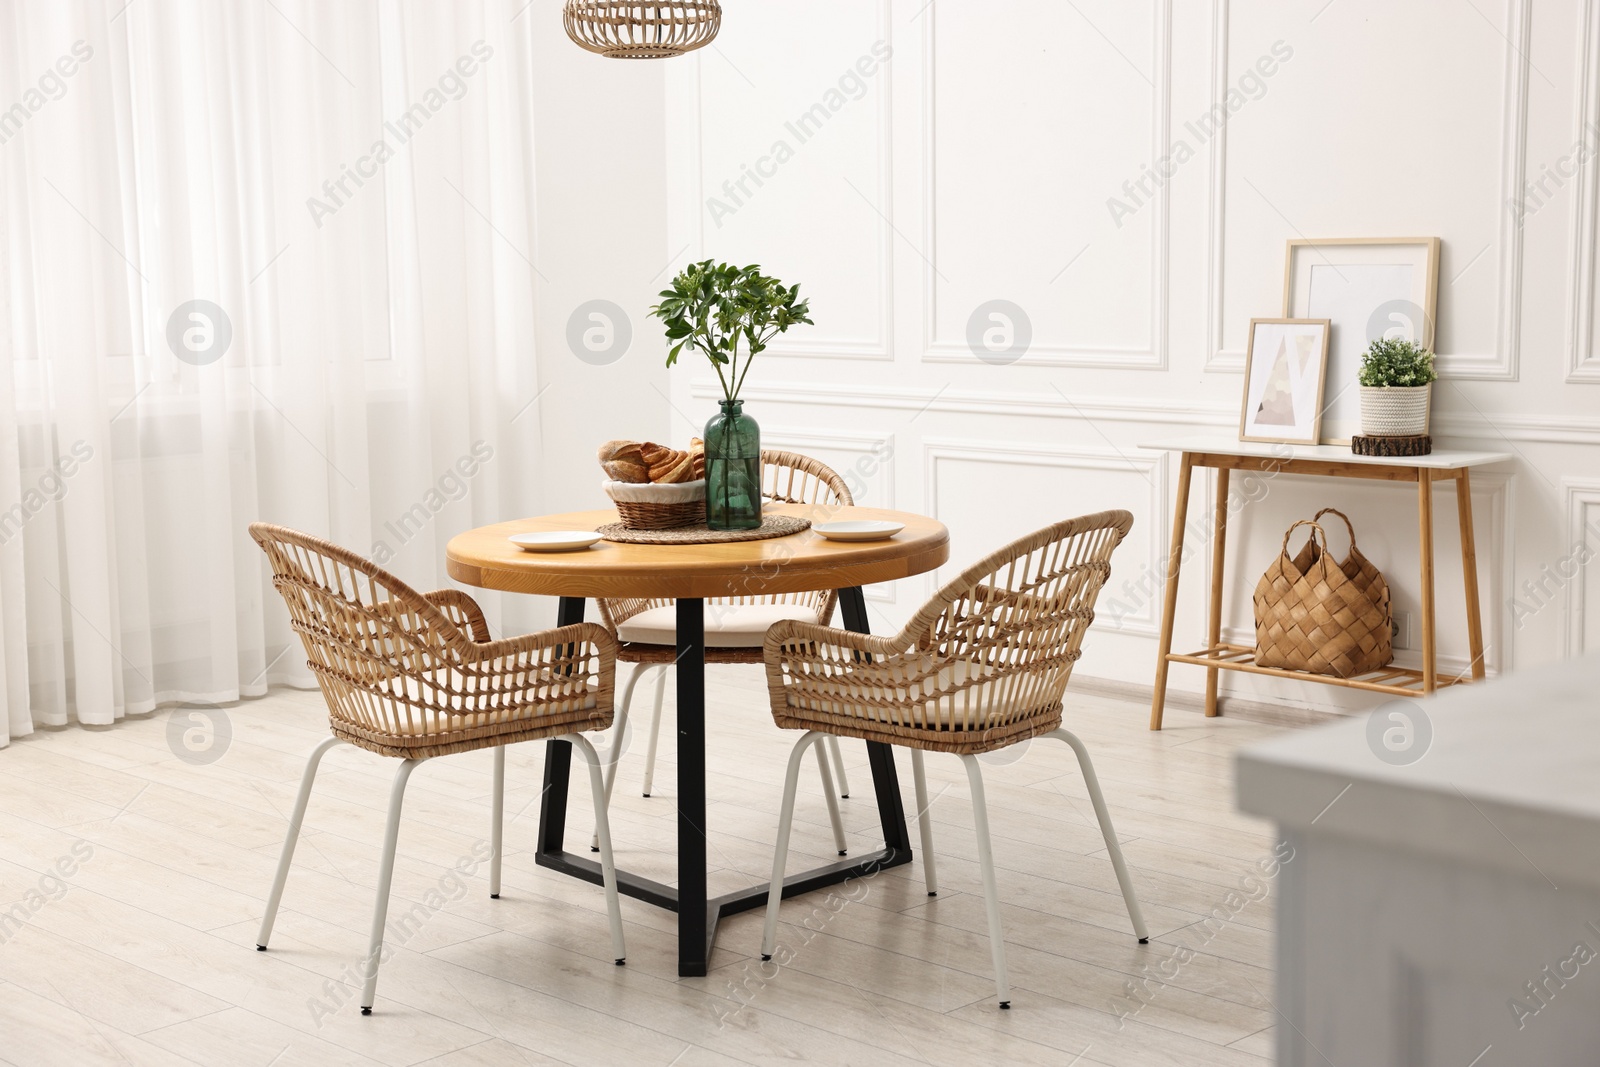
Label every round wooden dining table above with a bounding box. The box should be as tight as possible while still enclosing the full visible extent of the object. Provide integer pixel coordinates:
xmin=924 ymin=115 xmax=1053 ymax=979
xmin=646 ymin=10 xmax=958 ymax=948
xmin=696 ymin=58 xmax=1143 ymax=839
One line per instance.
xmin=446 ymin=502 xmax=949 ymax=976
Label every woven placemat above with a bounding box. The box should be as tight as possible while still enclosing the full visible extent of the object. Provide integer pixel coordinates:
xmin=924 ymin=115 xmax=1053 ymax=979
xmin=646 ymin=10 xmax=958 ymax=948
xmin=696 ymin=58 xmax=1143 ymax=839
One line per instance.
xmin=597 ymin=514 xmax=812 ymax=545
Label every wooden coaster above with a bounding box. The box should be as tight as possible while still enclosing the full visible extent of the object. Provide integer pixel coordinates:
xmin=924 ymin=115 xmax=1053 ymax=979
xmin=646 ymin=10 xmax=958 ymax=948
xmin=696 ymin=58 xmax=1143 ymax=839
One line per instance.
xmin=1351 ymin=434 xmax=1432 ymax=457
xmin=596 ymin=514 xmax=812 ymax=545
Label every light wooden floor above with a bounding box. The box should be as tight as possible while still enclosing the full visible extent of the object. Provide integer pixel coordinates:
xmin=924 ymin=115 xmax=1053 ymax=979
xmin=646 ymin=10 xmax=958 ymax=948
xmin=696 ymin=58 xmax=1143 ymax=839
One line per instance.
xmin=0 ymin=668 xmax=1291 ymax=1067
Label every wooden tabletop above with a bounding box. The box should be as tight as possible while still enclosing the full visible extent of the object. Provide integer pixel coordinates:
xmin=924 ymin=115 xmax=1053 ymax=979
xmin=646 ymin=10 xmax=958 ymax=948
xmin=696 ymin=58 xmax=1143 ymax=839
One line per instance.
xmin=445 ymin=503 xmax=950 ymax=599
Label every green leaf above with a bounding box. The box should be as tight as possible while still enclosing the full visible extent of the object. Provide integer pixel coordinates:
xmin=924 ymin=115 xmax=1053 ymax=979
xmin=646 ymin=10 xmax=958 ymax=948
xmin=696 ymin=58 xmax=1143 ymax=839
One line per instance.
xmin=646 ymin=259 xmax=816 ymax=381
xmin=1357 ymin=337 xmax=1437 ymax=387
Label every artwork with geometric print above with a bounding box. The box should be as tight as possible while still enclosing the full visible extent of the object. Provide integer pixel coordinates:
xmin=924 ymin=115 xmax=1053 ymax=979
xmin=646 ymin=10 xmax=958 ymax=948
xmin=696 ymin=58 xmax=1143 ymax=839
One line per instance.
xmin=1239 ymin=318 xmax=1331 ymax=444
xmin=1255 ymin=337 xmax=1298 ymax=424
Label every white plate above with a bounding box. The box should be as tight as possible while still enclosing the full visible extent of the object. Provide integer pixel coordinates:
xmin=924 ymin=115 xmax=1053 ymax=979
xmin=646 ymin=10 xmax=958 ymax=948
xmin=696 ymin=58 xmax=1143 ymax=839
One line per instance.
xmin=813 ymin=520 xmax=904 ymax=542
xmin=509 ymin=531 xmax=602 ymax=552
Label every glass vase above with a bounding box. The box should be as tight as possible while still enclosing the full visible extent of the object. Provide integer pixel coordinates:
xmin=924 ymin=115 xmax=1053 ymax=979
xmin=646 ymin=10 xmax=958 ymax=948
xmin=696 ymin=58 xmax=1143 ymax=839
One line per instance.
xmin=703 ymin=399 xmax=762 ymax=530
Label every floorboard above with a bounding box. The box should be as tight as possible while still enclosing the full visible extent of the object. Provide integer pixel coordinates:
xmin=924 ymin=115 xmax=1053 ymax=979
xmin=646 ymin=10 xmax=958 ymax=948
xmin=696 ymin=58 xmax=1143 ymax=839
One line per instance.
xmin=0 ymin=665 xmax=1286 ymax=1065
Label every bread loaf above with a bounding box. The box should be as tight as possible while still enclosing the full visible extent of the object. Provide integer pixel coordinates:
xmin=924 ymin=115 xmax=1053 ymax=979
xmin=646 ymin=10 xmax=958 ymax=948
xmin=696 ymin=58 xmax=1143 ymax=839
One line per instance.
xmin=598 ymin=440 xmax=649 ymax=483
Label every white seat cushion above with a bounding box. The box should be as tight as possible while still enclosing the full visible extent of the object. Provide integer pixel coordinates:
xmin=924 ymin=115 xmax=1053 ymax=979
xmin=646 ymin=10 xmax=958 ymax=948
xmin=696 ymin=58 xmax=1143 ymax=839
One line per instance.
xmin=786 ymin=656 xmax=1063 ymax=728
xmin=617 ymin=603 xmax=821 ymax=648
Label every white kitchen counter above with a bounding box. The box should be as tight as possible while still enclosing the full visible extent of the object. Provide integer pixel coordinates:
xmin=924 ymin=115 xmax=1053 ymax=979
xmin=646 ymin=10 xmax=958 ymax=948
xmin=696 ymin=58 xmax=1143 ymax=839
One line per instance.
xmin=1237 ymin=656 xmax=1600 ymax=1066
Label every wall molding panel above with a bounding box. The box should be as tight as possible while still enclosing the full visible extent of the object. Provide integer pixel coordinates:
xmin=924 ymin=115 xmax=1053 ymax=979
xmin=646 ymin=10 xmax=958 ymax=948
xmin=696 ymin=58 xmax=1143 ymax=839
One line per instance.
xmin=922 ymin=438 xmax=1168 ymax=636
xmin=1468 ymin=0 xmax=1532 ymax=382
xmin=1566 ymin=0 xmax=1600 ymax=383
xmin=1203 ymin=0 xmax=1241 ymax=372
xmin=1563 ymin=478 xmax=1600 ymax=656
xmin=685 ymin=0 xmax=896 ymax=362
xmin=917 ymin=0 xmax=1173 ymax=370
xmin=1206 ymin=0 xmax=1532 ymax=380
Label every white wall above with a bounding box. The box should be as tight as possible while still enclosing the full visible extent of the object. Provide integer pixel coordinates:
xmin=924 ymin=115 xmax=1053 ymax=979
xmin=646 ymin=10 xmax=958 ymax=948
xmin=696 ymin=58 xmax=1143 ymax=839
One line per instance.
xmin=531 ymin=9 xmax=670 ymax=518
xmin=657 ymin=0 xmax=1600 ymax=711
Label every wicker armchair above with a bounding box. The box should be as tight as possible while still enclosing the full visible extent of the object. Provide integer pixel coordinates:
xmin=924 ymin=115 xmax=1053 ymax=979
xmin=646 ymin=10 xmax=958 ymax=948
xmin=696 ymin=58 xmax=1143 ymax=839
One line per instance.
xmin=758 ymin=510 xmax=1149 ymax=1008
xmin=587 ymin=450 xmax=858 ymax=850
xmin=248 ymin=523 xmax=626 ymax=1015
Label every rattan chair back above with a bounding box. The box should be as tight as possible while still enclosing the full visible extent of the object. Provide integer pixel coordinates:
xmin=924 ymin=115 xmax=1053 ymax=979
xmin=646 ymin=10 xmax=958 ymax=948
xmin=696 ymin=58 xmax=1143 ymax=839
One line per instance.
xmin=250 ymin=523 xmax=612 ymax=757
xmin=766 ymin=510 xmax=1133 ymax=753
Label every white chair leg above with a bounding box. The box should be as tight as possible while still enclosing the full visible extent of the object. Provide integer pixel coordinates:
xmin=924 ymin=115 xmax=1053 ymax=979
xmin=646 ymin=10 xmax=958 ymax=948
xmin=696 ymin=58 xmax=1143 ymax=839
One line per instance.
xmin=490 ymin=745 xmax=505 ymax=898
xmin=960 ymin=754 xmax=1011 ymax=1009
xmin=564 ymin=733 xmax=627 ymax=965
xmin=762 ymin=732 xmax=824 ymax=959
xmin=1047 ymin=728 xmax=1149 ymax=943
xmin=910 ymin=748 xmax=938 ymax=896
xmin=257 ymin=735 xmax=345 ymax=950
xmin=360 ymin=757 xmax=421 ymax=1014
xmin=814 ymin=742 xmax=848 ymax=856
xmin=640 ymin=666 xmax=668 ymax=797
xmin=826 ymin=736 xmax=850 ymax=798
xmin=591 ymin=664 xmax=644 ymax=852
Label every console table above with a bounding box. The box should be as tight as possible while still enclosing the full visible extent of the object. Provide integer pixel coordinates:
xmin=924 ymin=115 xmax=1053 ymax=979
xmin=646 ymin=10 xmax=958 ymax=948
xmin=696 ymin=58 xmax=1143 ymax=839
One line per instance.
xmin=1141 ymin=437 xmax=1512 ymax=730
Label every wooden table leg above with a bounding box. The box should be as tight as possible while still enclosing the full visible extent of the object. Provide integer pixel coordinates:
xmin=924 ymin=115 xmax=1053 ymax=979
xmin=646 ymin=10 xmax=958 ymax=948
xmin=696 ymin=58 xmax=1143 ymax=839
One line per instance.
xmin=1455 ymin=470 xmax=1487 ymax=680
xmin=1150 ymin=452 xmax=1195 ymax=730
xmin=1417 ymin=470 xmax=1436 ymax=694
xmin=1205 ymin=468 xmax=1230 ymax=718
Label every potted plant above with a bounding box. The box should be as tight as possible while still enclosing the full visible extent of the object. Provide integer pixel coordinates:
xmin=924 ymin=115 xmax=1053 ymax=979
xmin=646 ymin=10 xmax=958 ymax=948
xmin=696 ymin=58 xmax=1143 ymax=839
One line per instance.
xmin=1358 ymin=337 xmax=1437 ymax=437
xmin=651 ymin=260 xmax=812 ymax=530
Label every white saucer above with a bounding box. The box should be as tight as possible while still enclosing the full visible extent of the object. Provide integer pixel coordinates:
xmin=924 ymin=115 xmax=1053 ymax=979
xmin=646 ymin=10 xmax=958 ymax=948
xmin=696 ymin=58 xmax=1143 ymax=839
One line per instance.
xmin=509 ymin=531 xmax=602 ymax=552
xmin=813 ymin=520 xmax=904 ymax=542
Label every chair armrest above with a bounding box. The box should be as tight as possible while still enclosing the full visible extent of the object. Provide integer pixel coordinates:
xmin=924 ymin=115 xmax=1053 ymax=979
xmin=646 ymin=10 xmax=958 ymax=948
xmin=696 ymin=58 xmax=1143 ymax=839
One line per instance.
xmin=764 ymin=619 xmax=906 ymax=660
xmin=763 ymin=620 xmax=914 ymax=718
xmin=595 ymin=596 xmax=670 ymax=634
xmin=453 ymin=623 xmax=619 ymax=722
xmin=422 ymin=589 xmax=491 ymax=643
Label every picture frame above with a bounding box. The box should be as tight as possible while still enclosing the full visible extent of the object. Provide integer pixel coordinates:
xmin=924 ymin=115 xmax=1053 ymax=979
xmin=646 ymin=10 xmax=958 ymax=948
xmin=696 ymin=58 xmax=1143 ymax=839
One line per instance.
xmin=1238 ymin=318 xmax=1332 ymax=445
xmin=1281 ymin=237 xmax=1440 ymax=444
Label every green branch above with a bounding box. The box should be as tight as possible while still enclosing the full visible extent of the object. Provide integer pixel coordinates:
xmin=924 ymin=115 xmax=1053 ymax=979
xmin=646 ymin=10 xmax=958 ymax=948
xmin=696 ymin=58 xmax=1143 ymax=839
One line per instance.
xmin=650 ymin=261 xmax=813 ymax=405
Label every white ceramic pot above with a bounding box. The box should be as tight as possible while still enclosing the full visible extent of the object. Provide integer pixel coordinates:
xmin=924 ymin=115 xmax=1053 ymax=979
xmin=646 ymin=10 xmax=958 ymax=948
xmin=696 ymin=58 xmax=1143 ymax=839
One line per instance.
xmin=1359 ymin=383 xmax=1432 ymax=436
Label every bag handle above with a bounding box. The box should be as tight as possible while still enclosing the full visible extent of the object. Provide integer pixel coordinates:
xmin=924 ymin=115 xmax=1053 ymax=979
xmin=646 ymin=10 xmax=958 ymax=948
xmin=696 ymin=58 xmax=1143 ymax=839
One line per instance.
xmin=1280 ymin=519 xmax=1329 ymax=559
xmin=1311 ymin=507 xmax=1360 ymax=555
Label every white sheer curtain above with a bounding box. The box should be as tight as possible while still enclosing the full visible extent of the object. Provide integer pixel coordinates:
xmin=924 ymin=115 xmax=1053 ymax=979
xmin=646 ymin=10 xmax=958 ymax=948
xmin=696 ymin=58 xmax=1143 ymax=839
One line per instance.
xmin=0 ymin=0 xmax=547 ymax=744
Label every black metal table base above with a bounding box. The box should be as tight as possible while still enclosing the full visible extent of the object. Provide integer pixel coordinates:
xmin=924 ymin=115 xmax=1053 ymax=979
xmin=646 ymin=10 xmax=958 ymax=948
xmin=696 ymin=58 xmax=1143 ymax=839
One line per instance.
xmin=533 ymin=588 xmax=911 ymax=977
xmin=533 ymin=846 xmax=912 ymax=972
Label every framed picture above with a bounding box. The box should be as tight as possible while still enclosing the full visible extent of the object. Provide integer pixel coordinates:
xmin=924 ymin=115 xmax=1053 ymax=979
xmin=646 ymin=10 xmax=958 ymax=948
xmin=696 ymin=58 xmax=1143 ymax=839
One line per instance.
xmin=1282 ymin=237 xmax=1439 ymax=444
xmin=1239 ymin=318 xmax=1331 ymax=445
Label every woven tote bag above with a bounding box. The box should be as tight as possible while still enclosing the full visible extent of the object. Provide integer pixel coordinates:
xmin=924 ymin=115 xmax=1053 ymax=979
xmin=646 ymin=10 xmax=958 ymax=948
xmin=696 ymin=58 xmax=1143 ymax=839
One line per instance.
xmin=1253 ymin=510 xmax=1393 ymax=678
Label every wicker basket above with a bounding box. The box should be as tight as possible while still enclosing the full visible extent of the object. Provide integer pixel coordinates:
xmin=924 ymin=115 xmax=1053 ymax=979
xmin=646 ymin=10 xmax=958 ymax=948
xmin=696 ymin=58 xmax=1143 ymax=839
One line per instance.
xmin=1253 ymin=509 xmax=1392 ymax=678
xmin=603 ymin=479 xmax=706 ymax=530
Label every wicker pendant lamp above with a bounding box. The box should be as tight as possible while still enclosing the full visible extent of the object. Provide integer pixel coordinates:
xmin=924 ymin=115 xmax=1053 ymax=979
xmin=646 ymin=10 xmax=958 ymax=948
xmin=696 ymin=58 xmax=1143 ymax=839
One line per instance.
xmin=563 ymin=2 xmax=721 ymax=59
